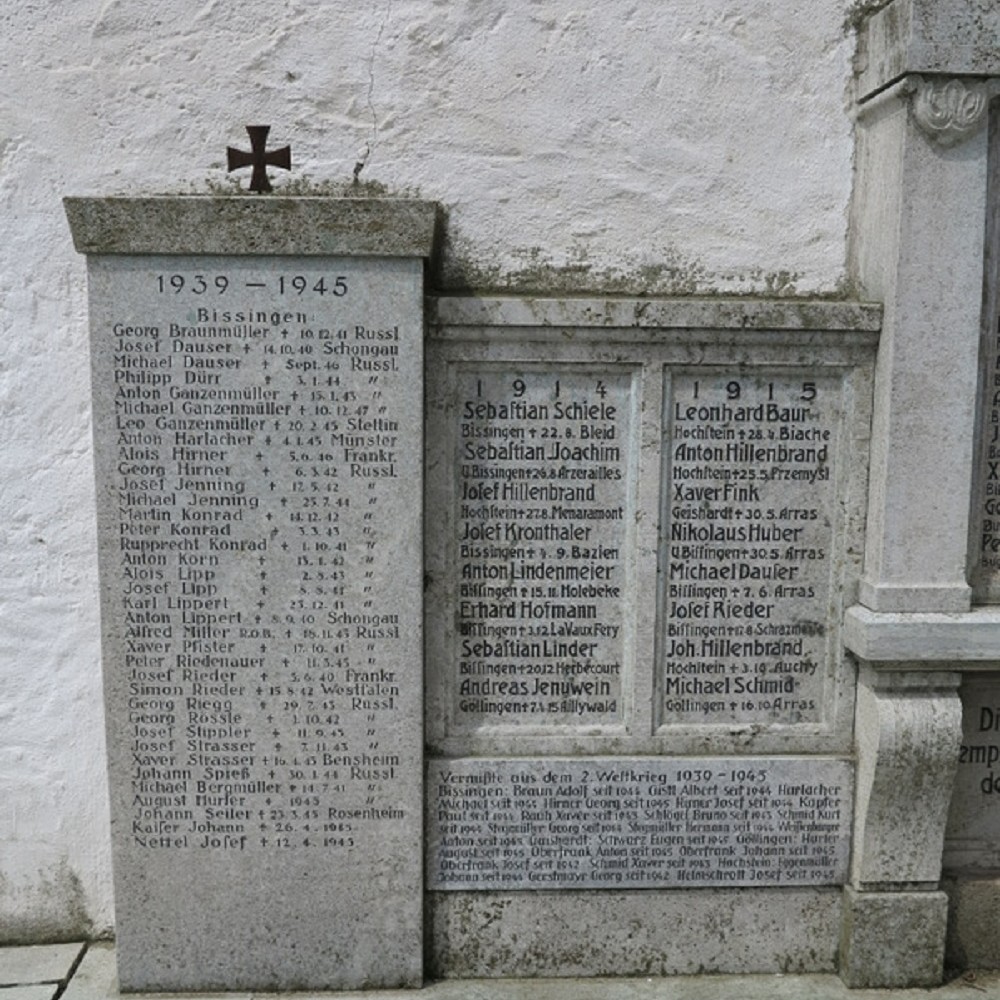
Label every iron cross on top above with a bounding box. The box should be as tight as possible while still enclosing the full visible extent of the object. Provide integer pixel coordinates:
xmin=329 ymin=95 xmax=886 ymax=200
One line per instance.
xmin=227 ymin=125 xmax=291 ymax=192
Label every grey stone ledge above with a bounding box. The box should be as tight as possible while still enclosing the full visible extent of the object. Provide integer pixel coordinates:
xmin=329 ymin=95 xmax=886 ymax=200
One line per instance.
xmin=63 ymin=197 xmax=438 ymax=257
xmin=430 ymin=296 xmax=881 ymax=334
xmin=57 ymin=942 xmax=1000 ymax=999
xmin=857 ymin=0 xmax=1000 ymax=102
xmin=845 ymin=605 xmax=1000 ymax=664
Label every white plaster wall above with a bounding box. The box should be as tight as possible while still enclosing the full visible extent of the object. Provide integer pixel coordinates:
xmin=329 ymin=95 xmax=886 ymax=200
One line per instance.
xmin=0 ymin=0 xmax=857 ymax=939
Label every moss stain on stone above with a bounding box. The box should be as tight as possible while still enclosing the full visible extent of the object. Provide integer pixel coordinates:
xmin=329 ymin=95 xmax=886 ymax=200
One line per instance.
xmin=843 ymin=0 xmax=896 ymax=35
xmin=195 ymin=174 xmax=410 ymax=199
xmin=0 ymin=858 xmax=94 ymax=944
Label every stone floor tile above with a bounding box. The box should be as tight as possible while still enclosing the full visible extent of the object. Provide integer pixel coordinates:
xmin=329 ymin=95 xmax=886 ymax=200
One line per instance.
xmin=62 ymin=944 xmax=250 ymax=1000
xmin=0 ymin=987 xmax=60 ymax=1000
xmin=49 ymin=943 xmax=1000 ymax=1000
xmin=0 ymin=944 xmax=85 ymax=987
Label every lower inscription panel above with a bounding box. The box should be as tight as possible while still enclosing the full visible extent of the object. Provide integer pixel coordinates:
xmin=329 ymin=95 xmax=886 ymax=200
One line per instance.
xmin=428 ymin=756 xmax=852 ymax=889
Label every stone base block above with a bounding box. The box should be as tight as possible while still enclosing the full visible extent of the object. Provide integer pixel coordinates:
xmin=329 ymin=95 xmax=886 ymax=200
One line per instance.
xmin=839 ymin=886 xmax=947 ymax=988
xmin=944 ymin=875 xmax=1000 ymax=969
xmin=428 ymin=889 xmax=841 ymax=979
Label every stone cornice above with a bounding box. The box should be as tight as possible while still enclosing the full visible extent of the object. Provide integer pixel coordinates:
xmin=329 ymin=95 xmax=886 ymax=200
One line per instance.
xmin=856 ymin=0 xmax=1000 ymax=102
xmin=64 ymin=197 xmax=440 ymax=257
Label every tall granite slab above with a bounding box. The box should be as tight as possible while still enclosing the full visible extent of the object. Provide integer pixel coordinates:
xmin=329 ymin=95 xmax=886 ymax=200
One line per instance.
xmin=65 ymin=197 xmax=435 ymax=991
xmin=424 ymin=297 xmax=878 ymax=977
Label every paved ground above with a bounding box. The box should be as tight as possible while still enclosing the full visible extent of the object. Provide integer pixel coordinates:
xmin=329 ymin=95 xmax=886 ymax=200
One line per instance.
xmin=5 ymin=942 xmax=1000 ymax=999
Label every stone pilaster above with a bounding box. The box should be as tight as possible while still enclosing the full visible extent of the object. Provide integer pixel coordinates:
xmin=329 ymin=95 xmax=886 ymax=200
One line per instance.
xmin=848 ymin=0 xmax=1000 ymax=984
xmin=839 ymin=665 xmax=961 ymax=987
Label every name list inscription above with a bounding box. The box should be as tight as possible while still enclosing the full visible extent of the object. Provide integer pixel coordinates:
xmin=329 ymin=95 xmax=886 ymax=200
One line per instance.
xmin=975 ymin=315 xmax=1000 ymax=595
xmin=428 ymin=756 xmax=852 ymax=889
xmin=661 ymin=371 xmax=840 ymax=726
xmin=100 ymin=258 xmax=417 ymax=856
xmin=452 ymin=368 xmax=634 ymax=727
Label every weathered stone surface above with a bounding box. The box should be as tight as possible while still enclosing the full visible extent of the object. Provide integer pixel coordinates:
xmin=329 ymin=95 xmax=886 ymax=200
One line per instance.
xmin=945 ymin=875 xmax=1000 ymax=969
xmin=850 ymin=668 xmax=961 ymax=887
xmin=839 ymin=887 xmax=948 ymax=989
xmin=69 ymin=938 xmax=1000 ymax=1000
xmin=428 ymin=889 xmax=843 ymax=979
xmin=844 ymin=607 xmax=1000 ymax=662
xmin=429 ymin=297 xmax=882 ymax=333
xmin=59 ymin=944 xmax=246 ymax=1000
xmin=857 ymin=0 xmax=1000 ymax=101
xmin=64 ymin=197 xmax=437 ymax=257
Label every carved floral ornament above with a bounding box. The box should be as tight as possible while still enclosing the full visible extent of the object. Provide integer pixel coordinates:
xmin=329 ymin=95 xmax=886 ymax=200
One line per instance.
xmin=905 ymin=75 xmax=989 ymax=147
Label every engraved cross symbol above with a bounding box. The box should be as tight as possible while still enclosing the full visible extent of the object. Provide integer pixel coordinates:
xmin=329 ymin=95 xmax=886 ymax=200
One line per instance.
xmin=227 ymin=125 xmax=291 ymax=193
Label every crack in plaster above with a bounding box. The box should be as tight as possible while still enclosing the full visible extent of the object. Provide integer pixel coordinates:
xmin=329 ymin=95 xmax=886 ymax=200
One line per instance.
xmin=354 ymin=0 xmax=392 ymax=181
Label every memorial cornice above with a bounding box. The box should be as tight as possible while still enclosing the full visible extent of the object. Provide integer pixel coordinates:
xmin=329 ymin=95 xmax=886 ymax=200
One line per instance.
xmin=428 ymin=296 xmax=882 ymax=334
xmin=845 ymin=604 xmax=1000 ymax=665
xmin=64 ymin=196 xmax=439 ymax=257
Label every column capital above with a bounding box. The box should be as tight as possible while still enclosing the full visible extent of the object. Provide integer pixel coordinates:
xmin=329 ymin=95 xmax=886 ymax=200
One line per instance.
xmin=905 ymin=75 xmax=989 ymax=147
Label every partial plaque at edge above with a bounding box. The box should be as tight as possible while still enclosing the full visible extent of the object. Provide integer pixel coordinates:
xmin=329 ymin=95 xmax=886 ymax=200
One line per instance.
xmin=946 ymin=676 xmax=1000 ymax=870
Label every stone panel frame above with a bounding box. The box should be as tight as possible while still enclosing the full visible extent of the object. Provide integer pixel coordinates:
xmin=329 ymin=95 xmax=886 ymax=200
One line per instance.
xmin=425 ymin=297 xmax=878 ymax=761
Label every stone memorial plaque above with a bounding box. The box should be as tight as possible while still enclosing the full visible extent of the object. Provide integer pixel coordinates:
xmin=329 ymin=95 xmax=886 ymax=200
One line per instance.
xmin=972 ymin=112 xmax=1000 ymax=603
xmin=423 ymin=301 xmax=872 ymax=977
xmin=449 ymin=366 xmax=636 ymax=729
xmin=946 ymin=676 xmax=1000 ymax=870
xmin=659 ymin=370 xmax=840 ymax=727
xmin=428 ymin=756 xmax=852 ymax=889
xmin=68 ymin=195 xmax=434 ymax=993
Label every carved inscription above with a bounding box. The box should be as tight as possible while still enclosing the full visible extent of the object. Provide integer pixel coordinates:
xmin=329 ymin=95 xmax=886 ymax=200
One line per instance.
xmin=946 ymin=678 xmax=1000 ymax=869
xmin=428 ymin=757 xmax=852 ymax=889
xmin=975 ymin=313 xmax=1000 ymax=595
xmin=973 ymin=111 xmax=1000 ymax=601
xmin=97 ymin=258 xmax=419 ymax=855
xmin=660 ymin=371 xmax=840 ymax=726
xmin=452 ymin=368 xmax=634 ymax=727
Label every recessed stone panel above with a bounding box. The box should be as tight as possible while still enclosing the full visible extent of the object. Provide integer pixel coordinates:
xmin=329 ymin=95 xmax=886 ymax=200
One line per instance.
xmin=428 ymin=756 xmax=852 ymax=890
xmin=658 ymin=369 xmax=842 ymax=728
xmin=449 ymin=366 xmax=636 ymax=730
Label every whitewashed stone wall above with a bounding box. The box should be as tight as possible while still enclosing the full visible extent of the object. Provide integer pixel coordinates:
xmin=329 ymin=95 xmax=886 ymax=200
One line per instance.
xmin=0 ymin=0 xmax=859 ymax=940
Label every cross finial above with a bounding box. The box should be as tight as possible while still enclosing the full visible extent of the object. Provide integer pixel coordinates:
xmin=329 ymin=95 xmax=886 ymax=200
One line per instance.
xmin=227 ymin=125 xmax=291 ymax=193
